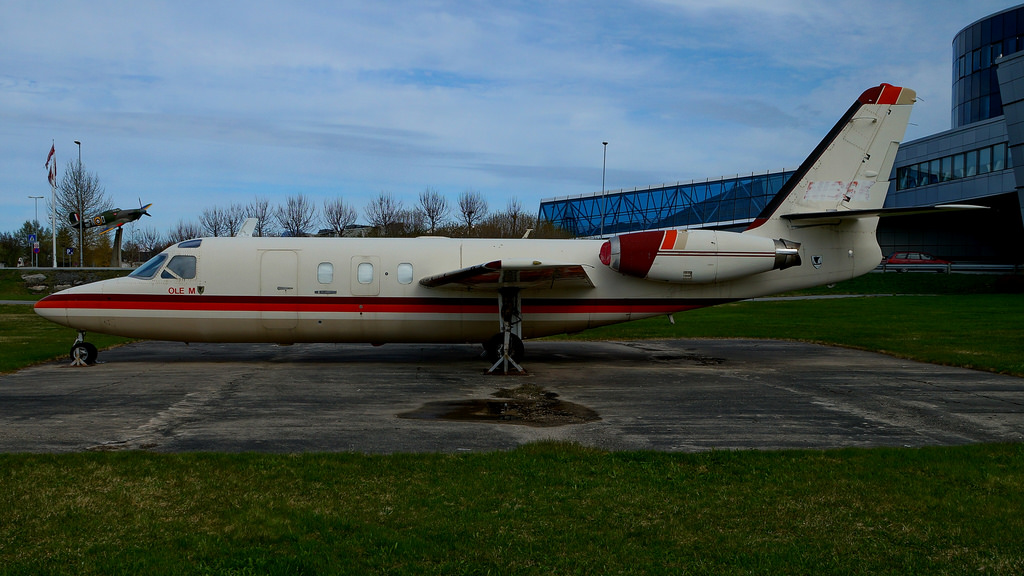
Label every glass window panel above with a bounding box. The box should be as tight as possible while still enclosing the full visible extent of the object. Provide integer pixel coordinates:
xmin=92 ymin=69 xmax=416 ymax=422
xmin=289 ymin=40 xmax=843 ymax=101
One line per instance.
xmin=940 ymin=156 xmax=952 ymax=182
xmin=357 ymin=262 xmax=373 ymax=284
xmin=929 ymin=159 xmax=941 ymax=184
xmin=130 ymin=253 xmax=168 ymax=279
xmin=917 ymin=162 xmax=932 ymax=185
xmin=897 ymin=166 xmax=909 ymax=190
xmin=980 ymin=147 xmax=992 ymax=174
xmin=953 ymin=154 xmax=965 ymax=179
xmin=317 ymin=262 xmax=333 ymax=284
xmin=397 ymin=263 xmax=413 ymax=285
xmin=166 ymin=255 xmax=196 ymax=279
xmin=994 ymin=143 xmax=1007 ymax=170
xmin=965 ymin=150 xmax=979 ymax=177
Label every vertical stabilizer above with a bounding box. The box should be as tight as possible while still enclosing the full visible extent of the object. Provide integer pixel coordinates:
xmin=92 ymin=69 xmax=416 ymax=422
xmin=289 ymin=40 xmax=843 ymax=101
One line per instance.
xmin=747 ymin=83 xmax=916 ymax=230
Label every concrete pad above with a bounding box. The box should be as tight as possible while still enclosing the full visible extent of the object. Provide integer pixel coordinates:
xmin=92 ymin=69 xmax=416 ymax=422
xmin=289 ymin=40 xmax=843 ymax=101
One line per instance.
xmin=1 ymin=339 xmax=1021 ymax=453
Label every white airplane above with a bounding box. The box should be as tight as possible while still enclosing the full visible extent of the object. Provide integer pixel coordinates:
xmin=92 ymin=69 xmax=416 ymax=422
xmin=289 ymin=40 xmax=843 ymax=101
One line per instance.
xmin=37 ymin=83 xmax=928 ymax=372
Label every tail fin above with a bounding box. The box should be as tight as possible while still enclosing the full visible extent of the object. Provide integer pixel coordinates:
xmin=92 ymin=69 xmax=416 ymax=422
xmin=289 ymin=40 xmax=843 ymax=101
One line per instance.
xmin=68 ymin=213 xmax=82 ymax=227
xmin=747 ymin=83 xmax=916 ymax=230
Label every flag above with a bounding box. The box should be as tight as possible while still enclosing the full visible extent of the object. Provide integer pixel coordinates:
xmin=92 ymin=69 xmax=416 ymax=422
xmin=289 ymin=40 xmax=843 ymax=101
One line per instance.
xmin=45 ymin=144 xmax=56 ymax=186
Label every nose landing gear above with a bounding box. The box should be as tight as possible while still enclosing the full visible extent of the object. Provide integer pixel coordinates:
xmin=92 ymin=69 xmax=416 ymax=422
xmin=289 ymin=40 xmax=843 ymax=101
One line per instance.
xmin=70 ymin=331 xmax=98 ymax=366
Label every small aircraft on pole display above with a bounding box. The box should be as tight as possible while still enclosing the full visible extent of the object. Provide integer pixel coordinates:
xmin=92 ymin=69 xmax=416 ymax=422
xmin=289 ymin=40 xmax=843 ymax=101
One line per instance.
xmin=38 ymin=84 xmax=955 ymax=372
xmin=70 ymin=202 xmax=152 ymax=234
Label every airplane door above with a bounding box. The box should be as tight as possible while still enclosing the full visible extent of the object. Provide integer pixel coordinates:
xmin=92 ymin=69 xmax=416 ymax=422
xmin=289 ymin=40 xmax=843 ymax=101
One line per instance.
xmin=260 ymin=250 xmax=298 ymax=330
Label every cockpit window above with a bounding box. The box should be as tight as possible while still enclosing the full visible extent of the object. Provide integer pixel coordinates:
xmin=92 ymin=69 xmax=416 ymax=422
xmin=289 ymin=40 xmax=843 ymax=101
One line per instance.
xmin=129 ymin=254 xmax=168 ymax=279
xmin=178 ymin=239 xmax=202 ymax=248
xmin=160 ymin=255 xmax=197 ymax=280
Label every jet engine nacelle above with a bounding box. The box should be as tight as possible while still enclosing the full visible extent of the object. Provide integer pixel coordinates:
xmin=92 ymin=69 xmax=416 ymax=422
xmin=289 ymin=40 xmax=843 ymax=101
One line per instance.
xmin=599 ymin=229 xmax=801 ymax=284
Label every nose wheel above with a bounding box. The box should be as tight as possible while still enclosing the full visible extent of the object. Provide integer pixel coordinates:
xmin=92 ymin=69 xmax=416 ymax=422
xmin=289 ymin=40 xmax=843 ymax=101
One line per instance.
xmin=70 ymin=331 xmax=98 ymax=366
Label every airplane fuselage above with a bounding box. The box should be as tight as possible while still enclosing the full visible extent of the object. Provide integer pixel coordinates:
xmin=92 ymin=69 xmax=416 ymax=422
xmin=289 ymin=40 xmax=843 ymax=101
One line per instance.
xmin=32 ymin=230 xmax=878 ymax=346
xmin=34 ymin=83 xmax=916 ymax=367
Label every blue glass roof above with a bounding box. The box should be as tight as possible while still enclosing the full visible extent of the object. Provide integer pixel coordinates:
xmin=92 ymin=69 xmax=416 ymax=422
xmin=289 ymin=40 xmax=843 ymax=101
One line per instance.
xmin=538 ymin=170 xmax=796 ymax=237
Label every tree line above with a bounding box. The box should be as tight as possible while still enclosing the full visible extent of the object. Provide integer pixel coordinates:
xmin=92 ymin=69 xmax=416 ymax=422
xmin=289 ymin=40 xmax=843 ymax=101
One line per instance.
xmin=2 ymin=162 xmax=569 ymax=267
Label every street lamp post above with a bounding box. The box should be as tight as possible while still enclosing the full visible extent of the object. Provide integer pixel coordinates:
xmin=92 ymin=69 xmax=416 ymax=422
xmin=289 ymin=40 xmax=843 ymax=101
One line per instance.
xmin=74 ymin=140 xmax=83 ymax=267
xmin=600 ymin=141 xmax=608 ymax=237
xmin=28 ymin=195 xmax=43 ymax=266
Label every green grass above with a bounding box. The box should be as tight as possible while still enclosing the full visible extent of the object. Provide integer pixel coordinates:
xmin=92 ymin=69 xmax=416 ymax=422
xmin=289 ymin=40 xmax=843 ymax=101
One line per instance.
xmin=1 ymin=443 xmax=1022 ymax=575
xmin=0 ymin=305 xmax=131 ymax=372
xmin=562 ymin=294 xmax=1024 ymax=376
xmin=3 ymin=272 xmax=1023 ymax=573
xmin=789 ymin=270 xmax=1023 ymax=296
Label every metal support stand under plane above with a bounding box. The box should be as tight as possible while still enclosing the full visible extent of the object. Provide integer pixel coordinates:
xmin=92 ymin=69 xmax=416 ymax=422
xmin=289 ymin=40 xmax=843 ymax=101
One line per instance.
xmin=487 ymin=288 xmax=525 ymax=375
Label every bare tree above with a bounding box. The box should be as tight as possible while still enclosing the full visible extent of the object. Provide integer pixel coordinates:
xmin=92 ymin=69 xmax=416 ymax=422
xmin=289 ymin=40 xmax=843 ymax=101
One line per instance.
xmin=56 ymin=160 xmax=112 ymax=265
xmin=199 ymin=206 xmax=229 ymax=237
xmin=417 ymin=188 xmax=450 ymax=235
xmin=476 ymin=197 xmax=536 ymax=238
xmin=504 ymin=197 xmax=532 ymax=238
xmin=245 ymin=196 xmax=274 ymax=237
xmin=136 ymin=226 xmax=167 ymax=255
xmin=364 ymin=191 xmax=403 ymax=237
xmin=457 ymin=189 xmax=487 ymax=234
xmin=397 ymin=208 xmax=426 ymax=237
xmin=167 ymin=219 xmax=202 ymax=244
xmin=224 ymin=203 xmax=246 ymax=236
xmin=323 ymin=197 xmax=358 ymax=236
xmin=275 ymin=194 xmax=319 ymax=237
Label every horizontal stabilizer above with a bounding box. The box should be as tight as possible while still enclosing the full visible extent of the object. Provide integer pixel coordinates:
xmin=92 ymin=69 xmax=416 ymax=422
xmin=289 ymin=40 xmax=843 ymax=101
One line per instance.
xmin=420 ymin=259 xmax=595 ymax=290
xmin=782 ymin=204 xmax=987 ymax=226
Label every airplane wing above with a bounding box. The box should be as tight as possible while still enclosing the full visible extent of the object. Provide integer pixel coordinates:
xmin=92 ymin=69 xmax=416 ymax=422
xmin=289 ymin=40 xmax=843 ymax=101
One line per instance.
xmin=419 ymin=259 xmax=595 ymax=290
xmin=782 ymin=204 xmax=987 ymax=226
xmin=97 ymin=222 xmax=124 ymax=234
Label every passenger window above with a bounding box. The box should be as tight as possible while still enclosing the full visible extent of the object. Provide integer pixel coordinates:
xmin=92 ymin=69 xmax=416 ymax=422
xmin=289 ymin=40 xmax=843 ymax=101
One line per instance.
xmin=317 ymin=262 xmax=334 ymax=284
xmin=161 ymin=255 xmax=197 ymax=279
xmin=357 ymin=262 xmax=373 ymax=284
xmin=397 ymin=263 xmax=413 ymax=285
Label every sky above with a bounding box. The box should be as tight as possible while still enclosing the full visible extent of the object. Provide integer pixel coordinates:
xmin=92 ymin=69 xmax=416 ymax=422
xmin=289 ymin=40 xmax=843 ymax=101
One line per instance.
xmin=1 ymin=0 xmax=1019 ymax=236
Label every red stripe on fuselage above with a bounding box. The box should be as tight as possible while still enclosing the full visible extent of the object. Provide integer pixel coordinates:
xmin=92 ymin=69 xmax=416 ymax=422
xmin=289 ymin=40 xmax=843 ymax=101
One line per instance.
xmin=36 ymin=293 xmax=732 ymax=316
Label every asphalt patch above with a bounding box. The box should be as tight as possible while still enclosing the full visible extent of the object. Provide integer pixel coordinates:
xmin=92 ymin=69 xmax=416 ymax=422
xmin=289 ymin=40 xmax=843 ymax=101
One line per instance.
xmin=398 ymin=384 xmax=600 ymax=427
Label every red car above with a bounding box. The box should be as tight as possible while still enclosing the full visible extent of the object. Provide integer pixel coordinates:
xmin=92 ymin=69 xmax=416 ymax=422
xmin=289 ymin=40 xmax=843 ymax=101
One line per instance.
xmin=884 ymin=251 xmax=951 ymax=272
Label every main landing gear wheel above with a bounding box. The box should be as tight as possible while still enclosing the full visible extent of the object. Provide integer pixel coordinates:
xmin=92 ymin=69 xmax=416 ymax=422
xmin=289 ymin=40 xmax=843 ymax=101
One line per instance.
xmin=483 ymin=333 xmax=525 ymax=364
xmin=70 ymin=341 xmax=98 ymax=366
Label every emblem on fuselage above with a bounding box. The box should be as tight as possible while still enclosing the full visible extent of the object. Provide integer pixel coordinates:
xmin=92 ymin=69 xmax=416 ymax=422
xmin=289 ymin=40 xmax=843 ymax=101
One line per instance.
xmin=811 ymin=255 xmax=823 ymax=269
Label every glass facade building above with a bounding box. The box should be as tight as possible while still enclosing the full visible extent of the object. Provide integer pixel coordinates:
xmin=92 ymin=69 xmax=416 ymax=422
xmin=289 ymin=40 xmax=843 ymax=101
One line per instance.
xmin=538 ymin=170 xmax=794 ymax=237
xmin=953 ymin=6 xmax=1024 ymax=128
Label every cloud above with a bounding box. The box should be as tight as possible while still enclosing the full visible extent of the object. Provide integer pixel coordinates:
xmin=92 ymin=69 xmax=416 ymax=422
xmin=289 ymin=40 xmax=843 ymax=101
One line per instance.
xmin=0 ymin=0 xmax=1017 ymax=235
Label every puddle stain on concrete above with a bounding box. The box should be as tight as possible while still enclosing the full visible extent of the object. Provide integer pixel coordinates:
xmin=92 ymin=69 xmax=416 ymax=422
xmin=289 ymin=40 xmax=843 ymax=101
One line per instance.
xmin=398 ymin=384 xmax=600 ymax=427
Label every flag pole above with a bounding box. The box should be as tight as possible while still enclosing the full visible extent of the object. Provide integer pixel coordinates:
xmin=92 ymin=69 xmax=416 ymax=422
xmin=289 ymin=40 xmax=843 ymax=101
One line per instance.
xmin=51 ymin=140 xmax=57 ymax=268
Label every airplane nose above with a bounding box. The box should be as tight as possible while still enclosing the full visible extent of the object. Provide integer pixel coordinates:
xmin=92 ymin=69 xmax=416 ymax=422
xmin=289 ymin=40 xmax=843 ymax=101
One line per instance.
xmin=33 ymin=294 xmax=68 ymax=326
